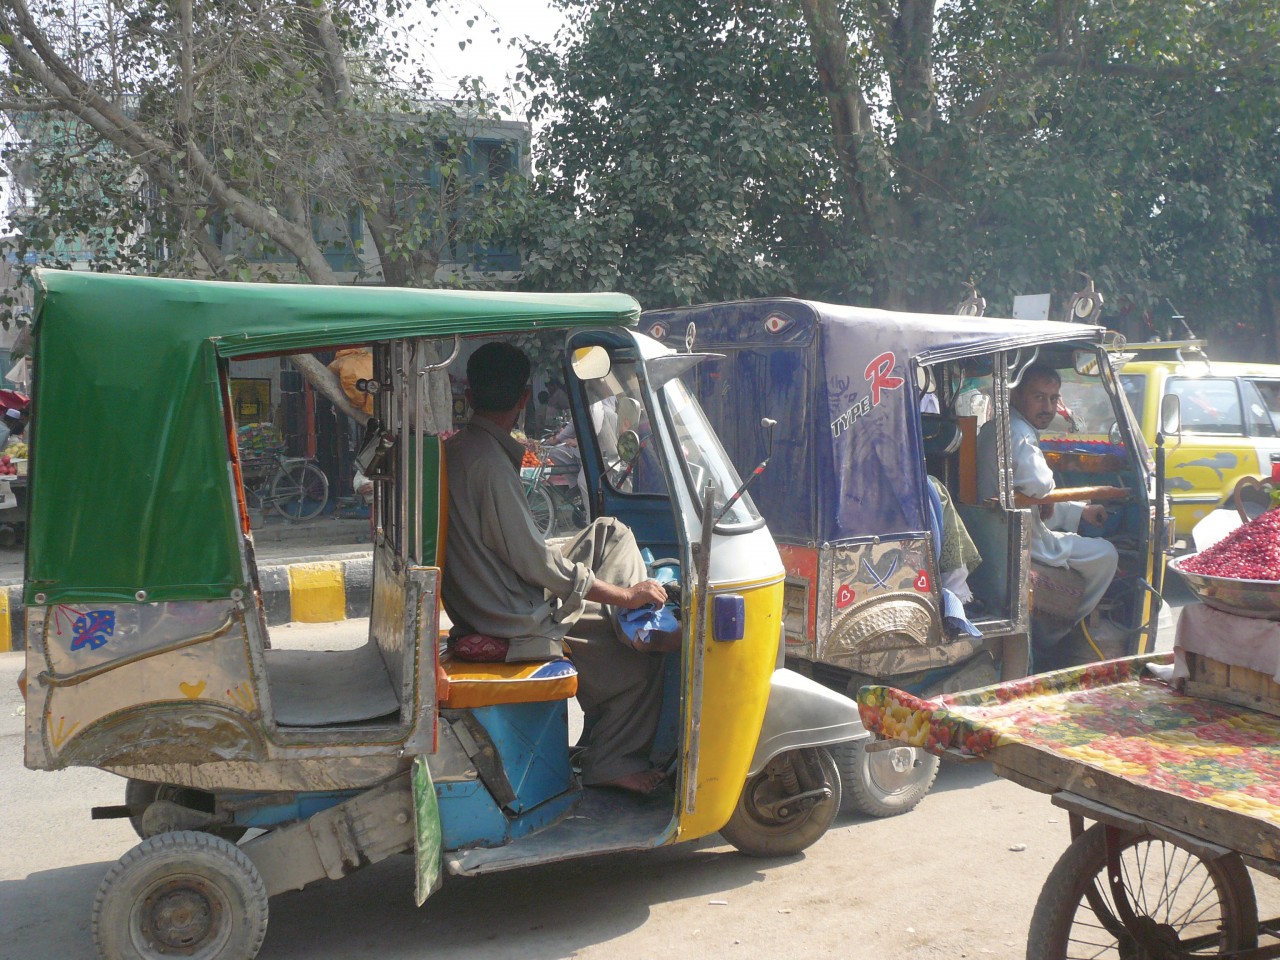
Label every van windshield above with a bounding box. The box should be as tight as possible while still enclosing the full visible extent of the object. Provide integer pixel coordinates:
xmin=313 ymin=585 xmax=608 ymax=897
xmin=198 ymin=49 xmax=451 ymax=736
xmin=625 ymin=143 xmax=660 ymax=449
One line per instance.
xmin=660 ymin=379 xmax=762 ymax=529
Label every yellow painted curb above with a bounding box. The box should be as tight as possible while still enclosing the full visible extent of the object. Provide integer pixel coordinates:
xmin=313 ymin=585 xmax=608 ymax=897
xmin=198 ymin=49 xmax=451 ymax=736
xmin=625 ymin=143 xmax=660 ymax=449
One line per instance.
xmin=0 ymin=590 xmax=10 ymax=653
xmin=287 ymin=561 xmax=346 ymax=623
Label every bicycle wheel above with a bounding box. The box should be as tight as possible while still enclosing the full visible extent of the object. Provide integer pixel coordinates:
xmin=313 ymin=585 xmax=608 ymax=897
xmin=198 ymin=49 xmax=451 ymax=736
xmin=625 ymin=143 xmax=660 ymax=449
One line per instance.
xmin=526 ymin=481 xmax=555 ymax=538
xmin=1027 ymin=823 xmax=1257 ymax=959
xmin=271 ymin=462 xmax=329 ymax=521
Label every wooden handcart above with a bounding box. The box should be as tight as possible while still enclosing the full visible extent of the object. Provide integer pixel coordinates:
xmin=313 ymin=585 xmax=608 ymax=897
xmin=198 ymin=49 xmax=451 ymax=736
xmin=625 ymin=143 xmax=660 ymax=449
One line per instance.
xmin=860 ymin=650 xmax=1280 ymax=958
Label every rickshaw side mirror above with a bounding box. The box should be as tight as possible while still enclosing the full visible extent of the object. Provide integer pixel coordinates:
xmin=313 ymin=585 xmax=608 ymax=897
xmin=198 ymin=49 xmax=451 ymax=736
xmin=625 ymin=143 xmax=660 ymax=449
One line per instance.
xmin=571 ymin=346 xmax=611 ymax=381
xmin=1159 ymin=393 xmax=1182 ymax=438
xmin=617 ymin=396 xmax=643 ymax=433
xmin=616 ymin=429 xmax=641 ymax=463
xmin=1072 ymin=350 xmax=1101 ymax=377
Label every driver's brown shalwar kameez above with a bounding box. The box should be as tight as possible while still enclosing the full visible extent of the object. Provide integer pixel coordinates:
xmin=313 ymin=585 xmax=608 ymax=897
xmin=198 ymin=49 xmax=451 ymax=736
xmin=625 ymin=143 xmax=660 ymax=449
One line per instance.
xmin=442 ymin=416 xmax=666 ymax=786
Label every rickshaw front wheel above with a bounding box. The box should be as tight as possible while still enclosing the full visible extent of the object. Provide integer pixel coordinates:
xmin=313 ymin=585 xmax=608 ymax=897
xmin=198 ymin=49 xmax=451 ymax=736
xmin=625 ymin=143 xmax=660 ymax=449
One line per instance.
xmin=719 ymin=747 xmax=840 ymax=858
xmin=92 ymin=830 xmax=269 ymax=960
xmin=833 ymin=737 xmax=940 ymax=818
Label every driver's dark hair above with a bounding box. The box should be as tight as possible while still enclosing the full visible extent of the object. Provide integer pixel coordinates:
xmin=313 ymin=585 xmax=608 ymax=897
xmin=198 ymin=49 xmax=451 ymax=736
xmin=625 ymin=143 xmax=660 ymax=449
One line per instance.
xmin=467 ymin=341 xmax=531 ymax=412
xmin=1015 ymin=362 xmax=1061 ymax=391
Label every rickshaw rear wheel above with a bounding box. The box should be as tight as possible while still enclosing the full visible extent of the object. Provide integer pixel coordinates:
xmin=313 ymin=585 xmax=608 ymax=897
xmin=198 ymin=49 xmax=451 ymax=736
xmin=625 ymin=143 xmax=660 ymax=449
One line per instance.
xmin=834 ymin=737 xmax=940 ymax=818
xmin=93 ymin=830 xmax=269 ymax=960
xmin=719 ymin=747 xmax=840 ymax=857
xmin=125 ymin=780 xmax=247 ymax=843
xmin=1027 ymin=823 xmax=1257 ymax=960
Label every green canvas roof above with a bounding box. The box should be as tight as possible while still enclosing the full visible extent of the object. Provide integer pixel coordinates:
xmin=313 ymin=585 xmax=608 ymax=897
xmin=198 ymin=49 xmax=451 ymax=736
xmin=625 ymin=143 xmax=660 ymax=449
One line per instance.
xmin=26 ymin=270 xmax=640 ymax=606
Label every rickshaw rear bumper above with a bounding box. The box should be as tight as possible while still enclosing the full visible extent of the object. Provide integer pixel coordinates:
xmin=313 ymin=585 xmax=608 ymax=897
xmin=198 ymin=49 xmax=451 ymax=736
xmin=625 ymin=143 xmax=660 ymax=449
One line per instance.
xmin=747 ymin=668 xmax=869 ymax=777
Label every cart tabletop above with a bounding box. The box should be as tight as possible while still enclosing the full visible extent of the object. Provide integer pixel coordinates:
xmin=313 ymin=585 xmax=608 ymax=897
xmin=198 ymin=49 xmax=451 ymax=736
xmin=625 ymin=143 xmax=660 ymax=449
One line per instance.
xmin=859 ymin=655 xmax=1280 ymax=862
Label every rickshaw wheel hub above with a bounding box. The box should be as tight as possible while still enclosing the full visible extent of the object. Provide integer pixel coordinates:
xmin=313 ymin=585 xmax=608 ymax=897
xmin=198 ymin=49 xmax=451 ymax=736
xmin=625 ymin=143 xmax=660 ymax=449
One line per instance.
xmin=143 ymin=877 xmax=220 ymax=952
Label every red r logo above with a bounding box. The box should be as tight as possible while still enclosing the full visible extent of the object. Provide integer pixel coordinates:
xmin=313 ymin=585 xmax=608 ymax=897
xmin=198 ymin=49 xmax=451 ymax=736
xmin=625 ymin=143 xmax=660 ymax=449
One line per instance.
xmin=864 ymin=351 xmax=905 ymax=406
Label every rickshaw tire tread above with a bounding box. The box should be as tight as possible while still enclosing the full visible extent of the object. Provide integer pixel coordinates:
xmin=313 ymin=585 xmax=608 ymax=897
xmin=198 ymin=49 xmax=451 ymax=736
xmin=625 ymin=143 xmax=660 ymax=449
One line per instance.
xmin=92 ymin=830 xmax=269 ymax=960
xmin=835 ymin=738 xmax=940 ymax=818
xmin=1025 ymin=822 xmax=1257 ymax=960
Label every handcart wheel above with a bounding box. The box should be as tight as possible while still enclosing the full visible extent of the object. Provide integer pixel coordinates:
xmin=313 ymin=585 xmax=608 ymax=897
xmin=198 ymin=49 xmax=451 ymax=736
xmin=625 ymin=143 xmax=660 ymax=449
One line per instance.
xmin=1027 ymin=822 xmax=1257 ymax=959
xmin=92 ymin=830 xmax=269 ymax=960
xmin=720 ymin=747 xmax=840 ymax=857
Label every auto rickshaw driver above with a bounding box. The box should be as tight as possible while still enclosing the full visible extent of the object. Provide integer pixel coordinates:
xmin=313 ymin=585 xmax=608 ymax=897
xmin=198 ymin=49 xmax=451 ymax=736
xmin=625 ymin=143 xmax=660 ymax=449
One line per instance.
xmin=441 ymin=341 xmax=680 ymax=796
xmin=978 ymin=361 xmax=1123 ymax=670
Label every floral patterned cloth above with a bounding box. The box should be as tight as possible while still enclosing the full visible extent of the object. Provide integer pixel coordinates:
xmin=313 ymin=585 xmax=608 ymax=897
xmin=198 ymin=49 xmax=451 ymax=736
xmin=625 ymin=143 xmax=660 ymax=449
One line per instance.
xmin=858 ymin=655 xmax=1280 ymax=826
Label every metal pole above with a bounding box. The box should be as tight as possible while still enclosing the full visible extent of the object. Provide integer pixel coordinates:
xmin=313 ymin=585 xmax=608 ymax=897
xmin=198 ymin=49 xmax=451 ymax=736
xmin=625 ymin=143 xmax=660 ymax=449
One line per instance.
xmin=397 ymin=341 xmax=410 ymax=565
xmin=414 ymin=338 xmax=426 ymax=565
xmin=684 ymin=480 xmax=717 ymax=814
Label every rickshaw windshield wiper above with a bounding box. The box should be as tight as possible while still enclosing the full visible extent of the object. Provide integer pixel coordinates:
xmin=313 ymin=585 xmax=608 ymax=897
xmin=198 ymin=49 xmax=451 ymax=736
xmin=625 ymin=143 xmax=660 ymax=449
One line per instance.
xmin=714 ymin=418 xmax=775 ymax=525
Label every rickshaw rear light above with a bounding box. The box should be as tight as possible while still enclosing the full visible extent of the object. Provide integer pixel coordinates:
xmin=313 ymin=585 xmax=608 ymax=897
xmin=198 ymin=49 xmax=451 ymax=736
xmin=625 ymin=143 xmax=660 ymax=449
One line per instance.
xmin=17 ymin=668 xmax=26 ymax=700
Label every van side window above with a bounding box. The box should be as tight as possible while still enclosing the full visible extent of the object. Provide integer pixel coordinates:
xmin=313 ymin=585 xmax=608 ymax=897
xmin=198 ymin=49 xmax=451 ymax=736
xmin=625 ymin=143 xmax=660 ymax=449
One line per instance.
xmin=1249 ymin=380 xmax=1280 ymax=435
xmin=1242 ymin=380 xmax=1279 ymax=438
xmin=1119 ymin=374 xmax=1145 ymax=425
xmin=1167 ymin=378 xmax=1242 ymax=435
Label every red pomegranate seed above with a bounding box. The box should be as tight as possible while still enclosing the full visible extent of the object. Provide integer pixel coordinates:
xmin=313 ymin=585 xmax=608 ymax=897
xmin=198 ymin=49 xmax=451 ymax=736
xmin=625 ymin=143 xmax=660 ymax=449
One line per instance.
xmin=1183 ymin=507 xmax=1280 ymax=580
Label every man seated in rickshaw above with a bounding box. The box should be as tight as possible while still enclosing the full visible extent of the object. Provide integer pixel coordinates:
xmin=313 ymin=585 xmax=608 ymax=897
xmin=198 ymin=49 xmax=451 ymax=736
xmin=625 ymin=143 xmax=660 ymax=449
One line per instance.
xmin=442 ymin=342 xmax=679 ymax=796
xmin=977 ymin=362 xmax=1119 ymax=670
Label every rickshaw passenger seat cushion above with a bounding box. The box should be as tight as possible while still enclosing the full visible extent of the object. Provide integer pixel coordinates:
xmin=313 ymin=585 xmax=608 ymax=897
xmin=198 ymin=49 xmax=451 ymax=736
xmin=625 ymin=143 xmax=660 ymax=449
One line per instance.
xmin=450 ymin=632 xmax=509 ymax=662
xmin=1029 ymin=562 xmax=1087 ymax=623
xmin=440 ymin=655 xmax=578 ymax=708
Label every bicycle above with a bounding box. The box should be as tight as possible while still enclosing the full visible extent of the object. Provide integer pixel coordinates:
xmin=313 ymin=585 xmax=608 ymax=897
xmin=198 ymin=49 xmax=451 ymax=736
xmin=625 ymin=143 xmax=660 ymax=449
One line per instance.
xmin=242 ymin=453 xmax=330 ymax=521
xmin=522 ymin=462 xmax=586 ymax=538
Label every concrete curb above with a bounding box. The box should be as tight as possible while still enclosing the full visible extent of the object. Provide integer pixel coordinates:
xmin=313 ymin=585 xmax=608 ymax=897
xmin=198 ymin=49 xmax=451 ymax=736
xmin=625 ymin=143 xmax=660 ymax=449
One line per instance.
xmin=0 ymin=554 xmax=373 ymax=653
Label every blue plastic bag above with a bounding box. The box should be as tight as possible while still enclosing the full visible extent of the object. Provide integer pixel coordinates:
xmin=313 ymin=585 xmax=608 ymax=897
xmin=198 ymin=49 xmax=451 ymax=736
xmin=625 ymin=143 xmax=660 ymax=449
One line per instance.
xmin=618 ymin=603 xmax=679 ymax=647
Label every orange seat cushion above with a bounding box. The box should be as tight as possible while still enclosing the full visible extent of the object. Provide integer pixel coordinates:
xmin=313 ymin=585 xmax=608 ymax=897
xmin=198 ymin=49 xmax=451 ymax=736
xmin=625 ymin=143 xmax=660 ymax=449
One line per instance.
xmin=439 ymin=655 xmax=578 ymax=708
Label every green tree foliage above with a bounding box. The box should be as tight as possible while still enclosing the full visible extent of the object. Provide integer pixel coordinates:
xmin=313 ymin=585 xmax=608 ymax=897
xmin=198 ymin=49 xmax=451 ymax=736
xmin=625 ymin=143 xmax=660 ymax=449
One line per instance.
xmin=0 ymin=0 xmax=523 ymax=421
xmin=509 ymin=0 xmax=867 ymax=309
xmin=518 ymin=0 xmax=1280 ymax=345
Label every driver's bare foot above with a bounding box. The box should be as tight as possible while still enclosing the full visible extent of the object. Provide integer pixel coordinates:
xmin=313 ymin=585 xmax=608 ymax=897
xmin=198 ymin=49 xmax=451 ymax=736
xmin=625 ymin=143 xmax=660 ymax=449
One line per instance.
xmin=596 ymin=769 xmax=665 ymax=795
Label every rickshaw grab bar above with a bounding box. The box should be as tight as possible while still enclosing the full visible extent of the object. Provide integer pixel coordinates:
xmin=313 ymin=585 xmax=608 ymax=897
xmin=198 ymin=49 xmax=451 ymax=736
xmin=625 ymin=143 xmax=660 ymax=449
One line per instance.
xmin=1009 ymin=486 xmax=1131 ymax=506
xmin=684 ymin=480 xmax=717 ymax=814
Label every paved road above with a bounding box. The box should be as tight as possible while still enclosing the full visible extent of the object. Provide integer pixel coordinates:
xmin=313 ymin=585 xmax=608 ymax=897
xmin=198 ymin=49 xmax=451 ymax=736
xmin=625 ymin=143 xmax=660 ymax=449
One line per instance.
xmin=0 ymin=588 xmax=1243 ymax=960
xmin=0 ymin=632 xmax=1076 ymax=960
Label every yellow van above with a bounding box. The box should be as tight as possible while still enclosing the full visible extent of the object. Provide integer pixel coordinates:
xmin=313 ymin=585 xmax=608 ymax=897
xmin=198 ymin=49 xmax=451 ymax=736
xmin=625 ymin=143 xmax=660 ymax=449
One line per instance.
xmin=1118 ymin=341 xmax=1280 ymax=542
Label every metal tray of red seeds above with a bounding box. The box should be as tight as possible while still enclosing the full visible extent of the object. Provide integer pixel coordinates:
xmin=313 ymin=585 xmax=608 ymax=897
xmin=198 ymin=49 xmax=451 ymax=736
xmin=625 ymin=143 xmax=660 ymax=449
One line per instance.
xmin=1169 ymin=554 xmax=1280 ymax=620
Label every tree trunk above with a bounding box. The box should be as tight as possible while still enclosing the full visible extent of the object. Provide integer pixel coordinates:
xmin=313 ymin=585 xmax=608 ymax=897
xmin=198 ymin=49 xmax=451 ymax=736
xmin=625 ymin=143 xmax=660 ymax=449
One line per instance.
xmin=797 ymin=0 xmax=904 ymax=306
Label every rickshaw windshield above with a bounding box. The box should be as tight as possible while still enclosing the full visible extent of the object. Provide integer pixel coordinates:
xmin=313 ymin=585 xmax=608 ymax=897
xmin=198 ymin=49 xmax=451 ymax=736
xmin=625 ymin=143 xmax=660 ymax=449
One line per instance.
xmin=660 ymin=378 xmax=762 ymax=529
xmin=1042 ymin=358 xmax=1153 ymax=465
xmin=582 ymin=361 xmax=665 ymax=496
xmin=1045 ymin=369 xmax=1123 ymax=437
